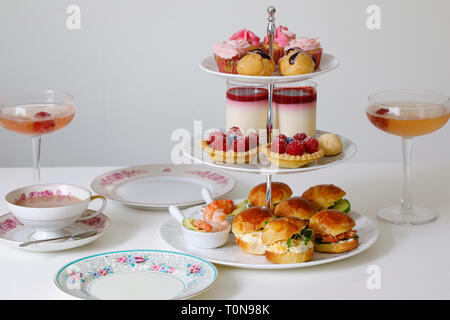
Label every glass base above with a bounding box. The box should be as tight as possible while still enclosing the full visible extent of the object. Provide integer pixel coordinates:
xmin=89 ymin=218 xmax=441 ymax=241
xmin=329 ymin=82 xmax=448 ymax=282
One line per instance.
xmin=376 ymin=206 xmax=437 ymax=225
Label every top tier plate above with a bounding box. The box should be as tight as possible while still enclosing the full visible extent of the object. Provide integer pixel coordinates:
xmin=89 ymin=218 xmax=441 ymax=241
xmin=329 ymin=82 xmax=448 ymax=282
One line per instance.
xmin=199 ymin=52 xmax=339 ymax=84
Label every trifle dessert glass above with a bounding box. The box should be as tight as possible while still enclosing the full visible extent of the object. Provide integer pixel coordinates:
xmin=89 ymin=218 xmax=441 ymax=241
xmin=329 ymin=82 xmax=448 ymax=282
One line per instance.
xmin=366 ymin=89 xmax=449 ymax=224
xmin=0 ymin=91 xmax=75 ymax=183
xmin=273 ymin=81 xmax=317 ymax=137
xmin=226 ymin=80 xmax=268 ymax=134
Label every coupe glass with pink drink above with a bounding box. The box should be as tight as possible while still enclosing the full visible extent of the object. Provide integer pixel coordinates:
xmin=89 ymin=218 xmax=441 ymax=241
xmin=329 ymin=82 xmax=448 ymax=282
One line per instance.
xmin=366 ymin=89 xmax=449 ymax=224
xmin=0 ymin=91 xmax=75 ymax=183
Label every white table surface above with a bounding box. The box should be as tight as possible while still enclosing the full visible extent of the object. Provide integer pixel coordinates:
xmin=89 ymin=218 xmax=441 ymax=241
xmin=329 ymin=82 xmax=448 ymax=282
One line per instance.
xmin=0 ymin=162 xmax=449 ymax=300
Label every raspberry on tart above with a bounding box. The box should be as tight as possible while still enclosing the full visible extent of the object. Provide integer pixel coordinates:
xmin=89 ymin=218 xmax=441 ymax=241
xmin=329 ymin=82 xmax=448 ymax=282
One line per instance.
xmin=201 ymin=127 xmax=260 ymax=164
xmin=261 ymin=133 xmax=324 ymax=169
xmin=293 ymin=132 xmax=307 ymax=141
xmin=302 ymin=136 xmax=319 ymax=154
xmin=286 ymin=140 xmax=305 ymax=156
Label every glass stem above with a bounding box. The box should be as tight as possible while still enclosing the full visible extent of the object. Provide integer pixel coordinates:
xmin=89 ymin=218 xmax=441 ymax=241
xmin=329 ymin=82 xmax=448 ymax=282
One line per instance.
xmin=32 ymin=136 xmax=41 ymax=184
xmin=400 ymin=137 xmax=413 ymax=212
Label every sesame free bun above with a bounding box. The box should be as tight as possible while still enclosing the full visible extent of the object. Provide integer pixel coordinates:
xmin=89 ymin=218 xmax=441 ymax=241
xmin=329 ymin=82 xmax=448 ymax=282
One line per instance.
xmin=309 ymin=210 xmax=356 ymax=237
xmin=314 ymin=238 xmax=359 ymax=253
xmin=262 ymin=217 xmax=313 ymax=264
xmin=262 ymin=217 xmax=308 ymax=245
xmin=302 ymin=184 xmax=346 ymax=210
xmin=232 ymin=206 xmax=274 ymax=255
xmin=248 ymin=182 xmax=293 ymax=207
xmin=232 ymin=206 xmax=274 ymax=235
xmin=274 ymin=197 xmax=319 ymax=220
xmin=265 ymin=248 xmax=314 ymax=264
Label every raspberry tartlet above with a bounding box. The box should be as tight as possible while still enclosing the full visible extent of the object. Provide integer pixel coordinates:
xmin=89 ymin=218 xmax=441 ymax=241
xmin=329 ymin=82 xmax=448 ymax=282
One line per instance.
xmin=201 ymin=127 xmax=260 ymax=164
xmin=261 ymin=133 xmax=324 ymax=168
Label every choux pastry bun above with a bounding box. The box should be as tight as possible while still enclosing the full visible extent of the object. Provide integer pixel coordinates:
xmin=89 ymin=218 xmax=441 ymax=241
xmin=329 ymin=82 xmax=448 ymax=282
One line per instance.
xmin=237 ymin=49 xmax=275 ymax=76
xmin=318 ymin=133 xmax=343 ymax=156
xmin=278 ymin=48 xmax=315 ymax=76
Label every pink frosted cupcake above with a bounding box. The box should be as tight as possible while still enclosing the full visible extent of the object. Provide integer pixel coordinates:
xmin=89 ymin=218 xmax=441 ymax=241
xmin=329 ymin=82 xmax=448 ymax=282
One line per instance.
xmin=213 ymin=39 xmax=250 ymax=74
xmin=229 ymin=28 xmax=261 ymax=51
xmin=286 ymin=37 xmax=322 ymax=69
xmin=263 ymin=26 xmax=296 ymax=64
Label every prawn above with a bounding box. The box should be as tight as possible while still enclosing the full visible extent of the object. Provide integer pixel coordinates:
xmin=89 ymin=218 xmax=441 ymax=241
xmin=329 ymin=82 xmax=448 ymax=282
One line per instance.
xmin=202 ymin=199 xmax=234 ymax=221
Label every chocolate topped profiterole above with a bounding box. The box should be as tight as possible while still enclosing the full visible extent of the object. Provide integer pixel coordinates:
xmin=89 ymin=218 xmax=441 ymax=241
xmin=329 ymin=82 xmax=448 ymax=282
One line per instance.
xmin=236 ymin=49 xmax=275 ymax=76
xmin=278 ymin=47 xmax=316 ymax=76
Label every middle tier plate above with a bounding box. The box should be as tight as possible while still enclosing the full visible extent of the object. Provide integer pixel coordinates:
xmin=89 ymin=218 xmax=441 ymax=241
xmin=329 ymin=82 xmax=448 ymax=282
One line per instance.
xmin=183 ymin=130 xmax=356 ymax=175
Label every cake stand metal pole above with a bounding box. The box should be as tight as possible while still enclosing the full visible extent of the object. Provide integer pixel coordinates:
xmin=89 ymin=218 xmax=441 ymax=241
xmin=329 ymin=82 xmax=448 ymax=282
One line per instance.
xmin=265 ymin=173 xmax=272 ymax=208
xmin=265 ymin=6 xmax=276 ymax=209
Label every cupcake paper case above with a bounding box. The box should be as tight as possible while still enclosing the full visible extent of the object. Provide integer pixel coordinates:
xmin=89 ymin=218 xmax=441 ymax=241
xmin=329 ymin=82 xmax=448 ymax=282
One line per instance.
xmin=213 ymin=39 xmax=251 ymax=74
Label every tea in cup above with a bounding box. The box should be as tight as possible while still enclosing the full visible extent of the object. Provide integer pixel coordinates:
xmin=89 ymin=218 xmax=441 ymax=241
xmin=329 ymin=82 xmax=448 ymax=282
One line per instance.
xmin=5 ymin=184 xmax=107 ymax=240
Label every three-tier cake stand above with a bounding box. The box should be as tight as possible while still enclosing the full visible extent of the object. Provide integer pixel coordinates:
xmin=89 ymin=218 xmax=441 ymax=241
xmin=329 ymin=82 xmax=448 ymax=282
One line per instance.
xmin=186 ymin=6 xmax=356 ymax=208
xmin=162 ymin=6 xmax=379 ymax=269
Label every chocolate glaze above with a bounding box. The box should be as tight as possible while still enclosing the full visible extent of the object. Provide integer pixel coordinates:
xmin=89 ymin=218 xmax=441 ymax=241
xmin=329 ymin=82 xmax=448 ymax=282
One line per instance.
xmin=251 ymin=48 xmax=272 ymax=60
xmin=288 ymin=49 xmax=316 ymax=66
xmin=285 ymin=47 xmax=303 ymax=56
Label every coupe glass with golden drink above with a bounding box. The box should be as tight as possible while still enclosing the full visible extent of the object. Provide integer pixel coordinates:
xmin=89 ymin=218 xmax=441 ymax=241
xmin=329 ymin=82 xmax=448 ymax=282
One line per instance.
xmin=0 ymin=91 xmax=75 ymax=183
xmin=366 ymin=89 xmax=449 ymax=224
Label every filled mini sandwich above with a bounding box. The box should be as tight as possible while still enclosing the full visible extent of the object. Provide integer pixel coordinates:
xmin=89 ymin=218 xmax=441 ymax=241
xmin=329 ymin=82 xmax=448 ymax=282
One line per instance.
xmin=231 ymin=206 xmax=274 ymax=255
xmin=302 ymin=184 xmax=350 ymax=213
xmin=262 ymin=216 xmax=314 ymax=264
xmin=309 ymin=209 xmax=359 ymax=253
xmin=274 ymin=196 xmax=319 ymax=221
xmin=231 ymin=181 xmax=293 ymax=216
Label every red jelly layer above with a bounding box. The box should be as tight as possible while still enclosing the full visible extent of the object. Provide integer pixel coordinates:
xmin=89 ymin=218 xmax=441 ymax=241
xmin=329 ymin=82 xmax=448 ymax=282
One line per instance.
xmin=273 ymin=87 xmax=317 ymax=104
xmin=226 ymin=87 xmax=268 ymax=102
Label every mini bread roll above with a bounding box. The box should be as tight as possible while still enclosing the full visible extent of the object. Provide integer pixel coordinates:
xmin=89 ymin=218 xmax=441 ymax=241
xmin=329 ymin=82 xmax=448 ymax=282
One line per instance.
xmin=313 ymin=238 xmax=359 ymax=253
xmin=302 ymin=184 xmax=346 ymax=210
xmin=262 ymin=217 xmax=314 ymax=264
xmin=232 ymin=206 xmax=274 ymax=235
xmin=232 ymin=206 xmax=274 ymax=255
xmin=262 ymin=217 xmax=308 ymax=246
xmin=309 ymin=210 xmax=355 ymax=237
xmin=274 ymin=197 xmax=319 ymax=220
xmin=248 ymin=182 xmax=293 ymax=207
xmin=318 ymin=133 xmax=343 ymax=156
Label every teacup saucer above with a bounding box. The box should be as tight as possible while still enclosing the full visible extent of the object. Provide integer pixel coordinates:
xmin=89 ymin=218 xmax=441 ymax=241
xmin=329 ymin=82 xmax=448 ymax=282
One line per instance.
xmin=0 ymin=210 xmax=110 ymax=252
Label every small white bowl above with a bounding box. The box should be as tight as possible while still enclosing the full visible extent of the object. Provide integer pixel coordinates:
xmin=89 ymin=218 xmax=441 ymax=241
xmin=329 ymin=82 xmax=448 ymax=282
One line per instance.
xmin=169 ymin=206 xmax=230 ymax=249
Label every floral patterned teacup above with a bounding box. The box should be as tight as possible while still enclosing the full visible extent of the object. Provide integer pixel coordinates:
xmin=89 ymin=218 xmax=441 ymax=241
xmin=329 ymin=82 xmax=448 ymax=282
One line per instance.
xmin=5 ymin=184 xmax=106 ymax=240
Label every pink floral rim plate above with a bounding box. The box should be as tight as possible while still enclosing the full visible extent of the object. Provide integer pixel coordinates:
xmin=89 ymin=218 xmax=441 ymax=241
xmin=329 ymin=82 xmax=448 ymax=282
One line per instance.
xmin=0 ymin=211 xmax=110 ymax=252
xmin=55 ymin=250 xmax=217 ymax=300
xmin=90 ymin=164 xmax=235 ymax=210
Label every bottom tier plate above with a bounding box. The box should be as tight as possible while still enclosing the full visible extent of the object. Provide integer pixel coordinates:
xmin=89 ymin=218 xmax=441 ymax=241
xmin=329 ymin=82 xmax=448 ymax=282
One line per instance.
xmin=159 ymin=204 xmax=378 ymax=270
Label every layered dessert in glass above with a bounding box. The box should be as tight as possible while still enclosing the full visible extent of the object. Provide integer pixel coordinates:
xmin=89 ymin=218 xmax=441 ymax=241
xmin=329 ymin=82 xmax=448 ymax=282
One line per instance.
xmin=273 ymin=81 xmax=317 ymax=137
xmin=226 ymin=80 xmax=268 ymax=133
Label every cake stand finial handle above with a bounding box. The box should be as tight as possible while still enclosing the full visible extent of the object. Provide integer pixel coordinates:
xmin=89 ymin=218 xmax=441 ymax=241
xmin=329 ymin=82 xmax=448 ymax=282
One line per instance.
xmin=267 ymin=6 xmax=276 ymax=57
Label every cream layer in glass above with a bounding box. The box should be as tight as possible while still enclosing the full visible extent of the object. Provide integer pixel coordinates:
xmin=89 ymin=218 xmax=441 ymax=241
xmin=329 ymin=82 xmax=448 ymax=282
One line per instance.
xmin=273 ymin=82 xmax=317 ymax=137
xmin=226 ymin=82 xmax=268 ymax=133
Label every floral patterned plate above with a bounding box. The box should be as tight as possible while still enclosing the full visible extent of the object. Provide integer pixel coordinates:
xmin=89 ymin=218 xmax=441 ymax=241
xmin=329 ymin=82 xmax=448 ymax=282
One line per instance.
xmin=0 ymin=211 xmax=110 ymax=252
xmin=91 ymin=164 xmax=235 ymax=210
xmin=55 ymin=250 xmax=218 ymax=300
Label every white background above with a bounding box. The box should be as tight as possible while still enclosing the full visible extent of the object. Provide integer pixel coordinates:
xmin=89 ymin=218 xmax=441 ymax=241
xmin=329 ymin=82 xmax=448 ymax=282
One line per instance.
xmin=0 ymin=0 xmax=449 ymax=167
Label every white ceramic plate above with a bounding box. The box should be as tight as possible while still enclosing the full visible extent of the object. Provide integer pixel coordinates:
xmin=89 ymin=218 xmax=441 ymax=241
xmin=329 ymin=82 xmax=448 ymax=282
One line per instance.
xmin=184 ymin=130 xmax=357 ymax=175
xmin=199 ymin=53 xmax=339 ymax=84
xmin=91 ymin=164 xmax=235 ymax=210
xmin=55 ymin=250 xmax=217 ymax=300
xmin=160 ymin=202 xmax=378 ymax=269
xmin=0 ymin=211 xmax=110 ymax=253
